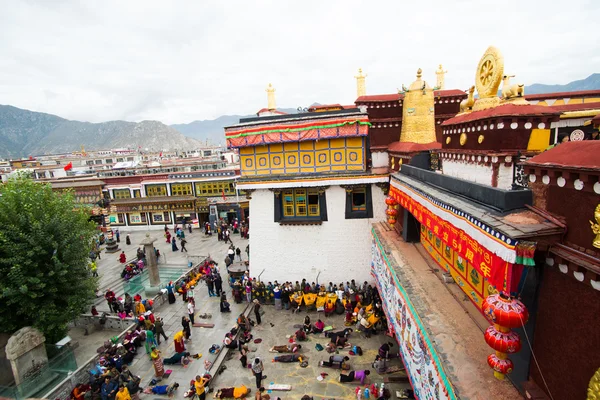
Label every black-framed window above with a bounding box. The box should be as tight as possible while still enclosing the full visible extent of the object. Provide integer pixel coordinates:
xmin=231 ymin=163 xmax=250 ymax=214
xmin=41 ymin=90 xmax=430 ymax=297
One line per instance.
xmin=345 ymin=185 xmax=373 ymax=219
xmin=274 ymin=188 xmax=328 ymax=223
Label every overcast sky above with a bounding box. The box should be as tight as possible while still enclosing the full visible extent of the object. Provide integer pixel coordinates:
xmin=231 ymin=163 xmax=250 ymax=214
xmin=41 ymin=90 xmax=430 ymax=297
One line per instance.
xmin=1 ymin=1 xmax=599 ymax=125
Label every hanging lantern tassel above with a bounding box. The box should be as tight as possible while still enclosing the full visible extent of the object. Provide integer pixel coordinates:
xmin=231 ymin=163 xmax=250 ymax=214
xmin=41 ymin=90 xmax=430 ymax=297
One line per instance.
xmin=482 ymin=293 xmax=529 ymax=380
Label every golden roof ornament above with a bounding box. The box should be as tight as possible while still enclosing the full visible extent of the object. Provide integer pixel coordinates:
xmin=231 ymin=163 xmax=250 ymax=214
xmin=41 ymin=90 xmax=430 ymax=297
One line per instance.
xmin=355 ymin=68 xmax=367 ymax=97
xmin=435 ymin=64 xmax=448 ymax=90
xmin=266 ymin=83 xmax=276 ymax=110
xmin=399 ymin=68 xmax=436 ymax=144
xmin=472 ymin=46 xmax=504 ymax=111
xmin=590 ymin=204 xmax=600 ymax=249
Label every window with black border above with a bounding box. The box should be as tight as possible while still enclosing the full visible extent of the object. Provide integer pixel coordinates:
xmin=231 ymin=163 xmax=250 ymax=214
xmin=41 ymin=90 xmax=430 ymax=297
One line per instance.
xmin=273 ymin=187 xmax=328 ymax=224
xmin=344 ymin=185 xmax=373 ymax=219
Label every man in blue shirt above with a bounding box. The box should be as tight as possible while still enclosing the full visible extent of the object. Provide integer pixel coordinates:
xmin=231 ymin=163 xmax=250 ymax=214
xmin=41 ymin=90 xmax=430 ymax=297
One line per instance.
xmin=101 ymin=377 xmax=118 ymax=400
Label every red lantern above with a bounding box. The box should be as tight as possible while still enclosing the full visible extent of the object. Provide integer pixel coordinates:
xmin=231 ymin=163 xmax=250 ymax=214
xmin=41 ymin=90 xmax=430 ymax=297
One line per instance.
xmin=487 ymin=354 xmax=513 ymax=375
xmin=385 ymin=196 xmax=397 ymax=206
xmin=387 ymin=217 xmax=397 ymax=225
xmin=385 ymin=208 xmax=398 ymax=217
xmin=483 ymin=293 xmax=528 ymax=380
xmin=484 ymin=326 xmax=522 ymax=354
xmin=483 ymin=293 xmax=529 ymax=328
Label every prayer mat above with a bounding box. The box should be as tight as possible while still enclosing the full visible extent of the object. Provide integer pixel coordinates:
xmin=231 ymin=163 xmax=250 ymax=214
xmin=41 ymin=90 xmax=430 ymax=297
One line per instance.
xmin=253 ymin=338 xmax=262 ymax=344
xmin=162 ymin=370 xmax=172 ymax=378
xmin=193 ymin=323 xmax=214 ymax=328
xmin=323 ymin=326 xmax=334 ymax=331
xmin=267 ymin=384 xmax=292 ymax=391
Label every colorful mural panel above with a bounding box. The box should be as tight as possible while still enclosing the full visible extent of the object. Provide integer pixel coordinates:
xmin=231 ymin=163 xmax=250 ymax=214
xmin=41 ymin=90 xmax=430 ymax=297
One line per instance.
xmin=371 ymin=228 xmax=458 ymax=400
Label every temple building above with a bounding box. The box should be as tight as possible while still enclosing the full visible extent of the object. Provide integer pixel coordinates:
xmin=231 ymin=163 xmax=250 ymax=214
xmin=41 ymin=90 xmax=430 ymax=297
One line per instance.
xmin=522 ymin=141 xmax=600 ymax=400
xmin=225 ymin=88 xmax=388 ymax=283
xmin=369 ymin=47 xmax=588 ymax=399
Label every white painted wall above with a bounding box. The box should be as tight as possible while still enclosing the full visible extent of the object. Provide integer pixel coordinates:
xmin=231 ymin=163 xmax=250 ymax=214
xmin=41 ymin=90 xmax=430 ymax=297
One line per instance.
xmin=496 ymin=164 xmax=514 ymax=190
xmin=371 ymin=151 xmax=389 ymax=169
xmin=248 ymin=184 xmax=386 ymax=284
xmin=442 ymin=159 xmax=492 ymax=186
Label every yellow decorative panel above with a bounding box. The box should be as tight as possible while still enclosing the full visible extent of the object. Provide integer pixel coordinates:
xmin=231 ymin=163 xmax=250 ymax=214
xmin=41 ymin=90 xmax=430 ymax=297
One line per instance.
xmin=256 ymin=154 xmax=269 ymax=170
xmin=330 ymin=138 xmax=345 ymax=148
xmin=240 ymin=147 xmax=254 ymax=155
xmin=300 ymin=141 xmax=314 ymax=151
xmin=315 ymin=140 xmax=329 ymax=150
xmin=284 ymin=142 xmax=299 ymax=151
xmin=527 ymin=129 xmax=551 ymax=151
xmin=569 ymin=98 xmax=583 ymax=104
xmin=239 ymin=137 xmax=366 ymax=176
xmin=270 ymin=144 xmax=283 ymax=152
xmin=255 ymin=145 xmax=269 ymax=154
xmin=584 ymin=97 xmax=600 ymax=103
xmin=553 ymin=99 xmax=565 ymax=106
xmin=346 ymin=137 xmax=363 ymax=148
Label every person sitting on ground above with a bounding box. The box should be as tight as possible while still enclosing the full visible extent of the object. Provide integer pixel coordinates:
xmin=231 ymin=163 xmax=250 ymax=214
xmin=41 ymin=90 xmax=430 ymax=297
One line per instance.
xmin=325 ymin=328 xmax=352 ymax=340
xmin=320 ymin=355 xmax=349 ymax=368
xmin=223 ymin=334 xmax=241 ymax=351
xmin=150 ymin=382 xmax=179 ymax=396
xmin=237 ymin=313 xmax=250 ymax=332
xmin=338 ymin=369 xmax=370 ymax=384
xmin=311 ymin=319 xmax=325 ymax=334
xmin=324 ymin=300 xmax=335 ymax=317
xmin=302 ymin=315 xmax=311 ymax=333
xmin=372 ymin=355 xmax=387 ymax=374
xmin=294 ymin=329 xmax=307 ymax=342
xmin=163 ymin=352 xmax=192 ymax=365
xmin=272 ymin=354 xmax=305 ymax=363
xmin=378 ymin=342 xmax=398 ymax=359
xmin=214 ymin=385 xmax=251 ymax=399
xmin=269 ymin=344 xmax=301 ymax=353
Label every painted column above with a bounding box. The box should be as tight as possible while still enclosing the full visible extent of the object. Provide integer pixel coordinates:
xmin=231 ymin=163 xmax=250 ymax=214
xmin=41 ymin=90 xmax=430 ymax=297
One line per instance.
xmin=140 ymin=234 xmax=159 ymax=290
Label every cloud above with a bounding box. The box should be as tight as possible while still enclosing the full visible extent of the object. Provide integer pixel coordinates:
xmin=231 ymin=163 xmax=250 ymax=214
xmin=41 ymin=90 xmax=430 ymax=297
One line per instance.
xmin=0 ymin=0 xmax=599 ymax=124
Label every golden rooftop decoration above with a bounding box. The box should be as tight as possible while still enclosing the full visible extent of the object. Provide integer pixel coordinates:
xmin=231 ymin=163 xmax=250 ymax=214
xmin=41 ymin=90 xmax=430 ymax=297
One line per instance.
xmin=355 ymin=68 xmax=367 ymax=97
xmin=471 ymin=46 xmax=504 ymax=111
xmin=399 ymin=69 xmax=437 ymax=144
xmin=588 ymin=367 xmax=600 ymax=400
xmin=435 ymin=64 xmax=448 ymax=90
xmin=590 ymin=204 xmax=600 ymax=249
xmin=266 ymin=83 xmax=276 ymax=110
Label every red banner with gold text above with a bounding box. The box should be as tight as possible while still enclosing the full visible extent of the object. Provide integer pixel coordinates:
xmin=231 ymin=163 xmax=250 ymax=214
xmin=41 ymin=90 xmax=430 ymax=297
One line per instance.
xmin=390 ymin=185 xmax=511 ymax=291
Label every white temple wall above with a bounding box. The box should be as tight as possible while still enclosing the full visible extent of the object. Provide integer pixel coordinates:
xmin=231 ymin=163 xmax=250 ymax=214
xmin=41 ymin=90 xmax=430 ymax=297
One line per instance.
xmin=248 ymin=185 xmax=386 ymax=285
xmin=442 ymin=159 xmax=493 ymax=186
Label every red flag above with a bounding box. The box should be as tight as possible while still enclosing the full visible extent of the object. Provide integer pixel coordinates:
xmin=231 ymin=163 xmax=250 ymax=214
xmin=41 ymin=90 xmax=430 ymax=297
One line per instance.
xmin=221 ymin=189 xmax=226 ymax=201
xmin=63 ymin=162 xmax=73 ymax=171
xmin=159 ymin=152 xmax=162 ymax=157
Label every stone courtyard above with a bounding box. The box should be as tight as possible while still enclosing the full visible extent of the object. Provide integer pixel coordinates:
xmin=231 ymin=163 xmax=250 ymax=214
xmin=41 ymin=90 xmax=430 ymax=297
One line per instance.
xmin=70 ymin=229 xmax=408 ymax=399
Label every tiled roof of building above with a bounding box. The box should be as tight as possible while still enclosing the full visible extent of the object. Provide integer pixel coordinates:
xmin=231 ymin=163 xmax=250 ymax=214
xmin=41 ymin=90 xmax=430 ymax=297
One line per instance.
xmin=523 ymin=141 xmax=600 ymax=171
xmin=546 ymin=102 xmax=600 ymax=113
xmin=524 ymin=89 xmax=600 ymax=100
xmin=442 ymin=103 xmax=561 ymax=125
xmin=356 ymin=89 xmax=466 ymax=103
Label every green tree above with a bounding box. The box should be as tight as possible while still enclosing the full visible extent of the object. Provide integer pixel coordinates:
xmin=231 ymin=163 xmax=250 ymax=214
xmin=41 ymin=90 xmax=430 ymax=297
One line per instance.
xmin=0 ymin=176 xmax=98 ymax=342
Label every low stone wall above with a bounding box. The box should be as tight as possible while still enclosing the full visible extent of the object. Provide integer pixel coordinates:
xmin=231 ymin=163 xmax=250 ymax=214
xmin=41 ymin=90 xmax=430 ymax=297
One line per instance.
xmin=43 ymin=322 xmax=136 ymax=400
xmin=71 ymin=314 xmax=138 ymax=333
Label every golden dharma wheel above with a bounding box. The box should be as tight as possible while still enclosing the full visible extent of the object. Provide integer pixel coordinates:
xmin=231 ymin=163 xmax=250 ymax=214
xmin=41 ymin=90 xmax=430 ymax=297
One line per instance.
xmin=475 ymin=46 xmax=504 ymax=99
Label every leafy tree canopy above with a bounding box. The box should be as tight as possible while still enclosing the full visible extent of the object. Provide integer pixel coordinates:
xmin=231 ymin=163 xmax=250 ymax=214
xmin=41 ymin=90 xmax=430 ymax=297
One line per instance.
xmin=0 ymin=176 xmax=98 ymax=342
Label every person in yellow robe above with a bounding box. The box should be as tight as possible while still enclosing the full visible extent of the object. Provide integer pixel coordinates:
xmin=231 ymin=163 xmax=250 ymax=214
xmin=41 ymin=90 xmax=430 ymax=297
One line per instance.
xmin=115 ymin=385 xmax=131 ymax=400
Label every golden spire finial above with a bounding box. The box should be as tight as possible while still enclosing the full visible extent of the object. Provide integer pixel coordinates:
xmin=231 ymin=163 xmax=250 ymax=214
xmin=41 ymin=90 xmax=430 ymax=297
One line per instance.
xmin=416 ymin=68 xmax=422 ymax=79
xmin=266 ymin=83 xmax=276 ymax=110
xmin=436 ymin=64 xmax=448 ymax=89
xmin=355 ymin=68 xmax=367 ymax=98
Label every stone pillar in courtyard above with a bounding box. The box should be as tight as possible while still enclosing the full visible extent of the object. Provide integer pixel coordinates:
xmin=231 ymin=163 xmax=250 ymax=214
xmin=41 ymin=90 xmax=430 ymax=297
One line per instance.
xmin=5 ymin=327 xmax=48 ymax=385
xmin=140 ymin=234 xmax=160 ymax=295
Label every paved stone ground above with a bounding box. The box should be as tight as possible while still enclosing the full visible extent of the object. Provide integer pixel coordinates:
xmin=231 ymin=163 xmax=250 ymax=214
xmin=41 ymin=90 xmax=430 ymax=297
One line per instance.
xmin=92 ymin=229 xmax=249 ymax=313
xmin=72 ymin=229 xmax=408 ymax=399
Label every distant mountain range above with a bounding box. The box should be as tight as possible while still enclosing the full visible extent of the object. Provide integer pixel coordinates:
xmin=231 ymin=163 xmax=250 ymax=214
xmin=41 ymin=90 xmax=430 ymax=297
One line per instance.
xmin=1 ymin=74 xmax=599 ymax=159
xmin=0 ymin=105 xmax=201 ymax=159
xmin=171 ymin=108 xmax=298 ymax=145
xmin=526 ymin=73 xmax=600 ymax=95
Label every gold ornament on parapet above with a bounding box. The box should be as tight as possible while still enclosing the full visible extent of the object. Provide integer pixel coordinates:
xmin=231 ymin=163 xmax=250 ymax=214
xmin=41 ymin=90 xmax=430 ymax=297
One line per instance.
xmin=435 ymin=64 xmax=448 ymax=90
xmin=459 ymin=86 xmax=475 ymax=113
xmin=588 ymin=367 xmax=600 ymax=400
xmin=472 ymin=46 xmax=504 ymax=111
xmin=590 ymin=204 xmax=600 ymax=249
